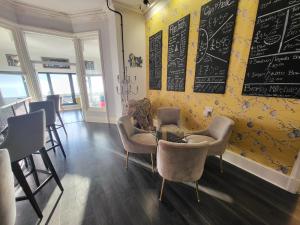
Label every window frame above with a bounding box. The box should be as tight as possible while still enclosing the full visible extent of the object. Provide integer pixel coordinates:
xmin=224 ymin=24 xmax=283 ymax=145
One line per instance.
xmin=38 ymin=72 xmax=78 ymax=105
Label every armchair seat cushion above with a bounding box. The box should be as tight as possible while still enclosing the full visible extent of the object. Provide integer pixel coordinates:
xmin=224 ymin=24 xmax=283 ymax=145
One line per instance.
xmin=186 ymin=134 xmax=216 ymax=144
xmin=131 ymin=133 xmax=157 ymax=147
xmin=129 ymin=133 xmax=157 ymax=154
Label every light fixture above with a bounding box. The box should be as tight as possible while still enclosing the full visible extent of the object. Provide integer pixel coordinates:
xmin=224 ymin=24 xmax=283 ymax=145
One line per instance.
xmin=143 ymin=0 xmax=151 ymax=7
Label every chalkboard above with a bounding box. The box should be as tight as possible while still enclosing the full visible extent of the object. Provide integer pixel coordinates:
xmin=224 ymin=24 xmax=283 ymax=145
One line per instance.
xmin=167 ymin=15 xmax=190 ymax=92
xmin=149 ymin=31 xmax=163 ymax=90
xmin=242 ymin=0 xmax=300 ymax=99
xmin=194 ymin=0 xmax=239 ymax=94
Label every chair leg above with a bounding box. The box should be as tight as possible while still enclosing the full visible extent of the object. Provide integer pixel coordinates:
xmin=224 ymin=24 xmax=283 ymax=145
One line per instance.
xmin=40 ymin=148 xmax=64 ymax=192
xmin=51 ymin=125 xmax=66 ymax=159
xmin=195 ymin=180 xmax=200 ymax=202
xmin=151 ymin=153 xmax=154 ymax=173
xmin=159 ymin=178 xmax=165 ymax=201
xmin=47 ymin=126 xmax=56 ymax=153
xmin=57 ymin=112 xmax=67 ymax=136
xmin=11 ymin=161 xmax=43 ymax=218
xmin=28 ymin=155 xmax=40 ymax=187
xmin=125 ymin=151 xmax=129 ymax=169
xmin=220 ymin=154 xmax=223 ymax=173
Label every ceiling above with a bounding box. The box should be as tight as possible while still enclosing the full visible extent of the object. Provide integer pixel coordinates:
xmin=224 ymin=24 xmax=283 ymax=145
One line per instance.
xmin=12 ymin=0 xmax=151 ymax=14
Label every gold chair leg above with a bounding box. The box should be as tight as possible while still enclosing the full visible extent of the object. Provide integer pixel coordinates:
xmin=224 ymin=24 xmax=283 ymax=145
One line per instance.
xmin=151 ymin=153 xmax=154 ymax=173
xmin=220 ymin=154 xmax=223 ymax=173
xmin=159 ymin=178 xmax=165 ymax=201
xmin=125 ymin=151 xmax=129 ymax=169
xmin=195 ymin=181 xmax=200 ymax=202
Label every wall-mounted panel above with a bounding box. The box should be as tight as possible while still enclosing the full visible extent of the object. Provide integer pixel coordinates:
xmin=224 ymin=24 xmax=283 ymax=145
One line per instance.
xmin=167 ymin=14 xmax=190 ymax=92
xmin=149 ymin=30 xmax=162 ymax=90
xmin=194 ymin=0 xmax=239 ymax=94
xmin=242 ymin=0 xmax=300 ymax=99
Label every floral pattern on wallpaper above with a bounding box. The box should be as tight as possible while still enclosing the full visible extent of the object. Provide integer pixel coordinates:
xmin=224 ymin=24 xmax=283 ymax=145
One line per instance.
xmin=146 ymin=0 xmax=300 ymax=174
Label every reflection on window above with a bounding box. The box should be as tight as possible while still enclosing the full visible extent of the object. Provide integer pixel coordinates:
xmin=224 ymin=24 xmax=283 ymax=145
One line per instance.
xmin=86 ymin=75 xmax=105 ymax=108
xmin=0 ymin=73 xmax=28 ymax=99
xmin=38 ymin=73 xmax=80 ymax=105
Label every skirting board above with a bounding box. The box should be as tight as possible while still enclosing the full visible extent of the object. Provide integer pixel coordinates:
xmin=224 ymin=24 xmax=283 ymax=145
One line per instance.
xmin=85 ymin=116 xmax=117 ymax=124
xmin=222 ymin=150 xmax=300 ymax=194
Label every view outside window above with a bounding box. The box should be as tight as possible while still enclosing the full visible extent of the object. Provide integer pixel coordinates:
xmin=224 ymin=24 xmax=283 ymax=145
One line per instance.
xmin=38 ymin=73 xmax=80 ymax=105
xmin=38 ymin=73 xmax=51 ymax=97
xmin=82 ymin=37 xmax=106 ymax=109
xmin=0 ymin=74 xmax=28 ymax=98
xmin=51 ymin=74 xmax=73 ymax=104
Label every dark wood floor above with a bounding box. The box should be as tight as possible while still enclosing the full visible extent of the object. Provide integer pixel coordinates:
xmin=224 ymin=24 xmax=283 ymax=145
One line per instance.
xmin=15 ymin=111 xmax=300 ymax=225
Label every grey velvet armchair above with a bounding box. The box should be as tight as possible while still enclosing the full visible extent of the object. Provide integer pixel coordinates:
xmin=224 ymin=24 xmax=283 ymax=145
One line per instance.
xmin=117 ymin=116 xmax=157 ymax=172
xmin=157 ymin=140 xmax=209 ymax=202
xmin=185 ymin=116 xmax=235 ymax=173
xmin=157 ymin=107 xmax=180 ymax=130
xmin=0 ymin=149 xmax=16 ymax=225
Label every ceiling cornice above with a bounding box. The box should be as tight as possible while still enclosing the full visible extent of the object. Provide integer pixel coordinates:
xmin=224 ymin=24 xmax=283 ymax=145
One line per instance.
xmin=8 ymin=0 xmax=106 ymax=18
xmin=113 ymin=0 xmax=144 ymax=15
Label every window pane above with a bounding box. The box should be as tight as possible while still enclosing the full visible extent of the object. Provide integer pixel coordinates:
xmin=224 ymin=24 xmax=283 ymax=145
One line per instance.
xmin=38 ymin=73 xmax=51 ymax=98
xmin=0 ymin=74 xmax=28 ymax=98
xmin=82 ymin=36 xmax=106 ymax=109
xmin=50 ymin=74 xmax=73 ymax=104
xmin=86 ymin=76 xmax=105 ymax=108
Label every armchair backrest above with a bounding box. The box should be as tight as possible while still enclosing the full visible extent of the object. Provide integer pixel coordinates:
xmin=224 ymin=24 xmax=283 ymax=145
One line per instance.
xmin=0 ymin=110 xmax=45 ymax=162
xmin=117 ymin=116 xmax=135 ymax=150
xmin=29 ymin=101 xmax=56 ymax=126
xmin=0 ymin=149 xmax=16 ymax=225
xmin=157 ymin=140 xmax=209 ymax=182
xmin=157 ymin=107 xmax=180 ymax=126
xmin=208 ymin=116 xmax=235 ymax=142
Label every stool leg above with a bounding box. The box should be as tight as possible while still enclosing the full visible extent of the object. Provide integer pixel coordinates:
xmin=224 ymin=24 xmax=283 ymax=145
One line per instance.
xmin=57 ymin=112 xmax=67 ymax=136
xmin=47 ymin=126 xmax=56 ymax=154
xmin=28 ymin=155 xmax=40 ymax=187
xmin=12 ymin=161 xmax=43 ymax=218
xmin=51 ymin=125 xmax=66 ymax=159
xmin=40 ymin=148 xmax=64 ymax=192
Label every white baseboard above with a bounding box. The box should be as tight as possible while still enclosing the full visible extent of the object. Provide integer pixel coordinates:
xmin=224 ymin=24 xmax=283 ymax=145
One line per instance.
xmin=85 ymin=116 xmax=117 ymax=124
xmin=222 ymin=150 xmax=300 ymax=194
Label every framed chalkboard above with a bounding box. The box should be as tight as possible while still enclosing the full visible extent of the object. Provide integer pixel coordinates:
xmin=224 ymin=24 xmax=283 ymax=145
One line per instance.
xmin=194 ymin=0 xmax=239 ymax=94
xmin=242 ymin=0 xmax=300 ymax=99
xmin=149 ymin=31 xmax=163 ymax=90
xmin=167 ymin=14 xmax=190 ymax=92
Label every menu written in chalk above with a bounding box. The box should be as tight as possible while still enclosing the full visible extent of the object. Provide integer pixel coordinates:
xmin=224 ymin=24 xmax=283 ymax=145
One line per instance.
xmin=167 ymin=14 xmax=190 ymax=92
xmin=194 ymin=0 xmax=239 ymax=94
xmin=149 ymin=31 xmax=163 ymax=90
xmin=242 ymin=0 xmax=300 ymax=99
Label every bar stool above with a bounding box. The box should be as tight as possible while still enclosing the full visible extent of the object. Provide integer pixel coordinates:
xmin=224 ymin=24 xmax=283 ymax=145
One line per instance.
xmin=0 ymin=110 xmax=64 ymax=218
xmin=46 ymin=95 xmax=67 ymax=136
xmin=29 ymin=101 xmax=66 ymax=159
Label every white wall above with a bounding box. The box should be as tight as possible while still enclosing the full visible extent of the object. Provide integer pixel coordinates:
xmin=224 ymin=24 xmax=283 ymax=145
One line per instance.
xmin=114 ymin=7 xmax=147 ymax=101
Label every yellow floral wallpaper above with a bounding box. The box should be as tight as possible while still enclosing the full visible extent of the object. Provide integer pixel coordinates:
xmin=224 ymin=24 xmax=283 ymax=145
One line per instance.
xmin=146 ymin=0 xmax=300 ymax=174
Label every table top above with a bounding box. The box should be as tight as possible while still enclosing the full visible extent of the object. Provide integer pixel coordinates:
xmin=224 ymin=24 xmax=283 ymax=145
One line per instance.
xmin=154 ymin=127 xmax=193 ymax=143
xmin=0 ymin=97 xmax=31 ymax=109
